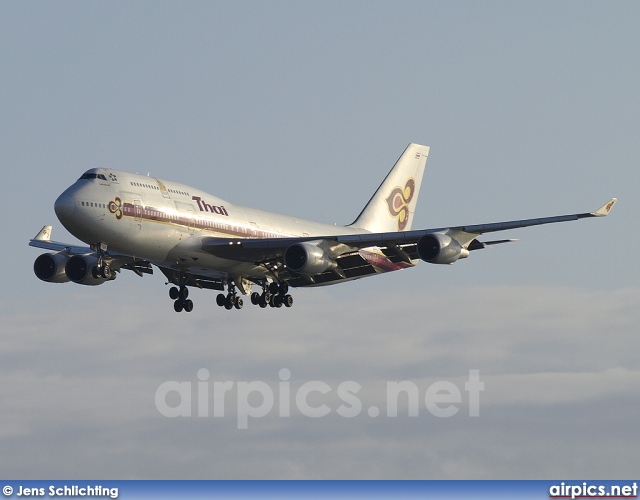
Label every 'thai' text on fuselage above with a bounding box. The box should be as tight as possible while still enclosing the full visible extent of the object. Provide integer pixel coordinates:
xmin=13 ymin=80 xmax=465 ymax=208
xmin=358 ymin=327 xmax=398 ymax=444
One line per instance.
xmin=192 ymin=196 xmax=229 ymax=216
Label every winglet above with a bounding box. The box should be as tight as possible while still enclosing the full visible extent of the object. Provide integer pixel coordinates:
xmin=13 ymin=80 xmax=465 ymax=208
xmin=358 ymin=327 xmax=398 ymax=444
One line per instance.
xmin=591 ymin=198 xmax=617 ymax=217
xmin=34 ymin=225 xmax=53 ymax=241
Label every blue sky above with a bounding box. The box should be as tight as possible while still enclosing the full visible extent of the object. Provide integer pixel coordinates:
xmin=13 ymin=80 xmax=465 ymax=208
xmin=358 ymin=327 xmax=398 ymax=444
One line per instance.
xmin=1 ymin=1 xmax=638 ymax=479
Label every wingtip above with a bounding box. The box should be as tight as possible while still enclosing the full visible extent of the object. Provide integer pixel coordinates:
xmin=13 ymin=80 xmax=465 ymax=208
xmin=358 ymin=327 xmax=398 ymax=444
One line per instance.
xmin=592 ymin=198 xmax=618 ymax=217
xmin=34 ymin=225 xmax=53 ymax=241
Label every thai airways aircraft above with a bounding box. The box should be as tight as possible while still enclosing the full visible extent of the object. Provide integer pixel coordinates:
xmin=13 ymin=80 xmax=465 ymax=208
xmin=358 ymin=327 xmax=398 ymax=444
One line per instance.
xmin=30 ymin=143 xmax=616 ymax=313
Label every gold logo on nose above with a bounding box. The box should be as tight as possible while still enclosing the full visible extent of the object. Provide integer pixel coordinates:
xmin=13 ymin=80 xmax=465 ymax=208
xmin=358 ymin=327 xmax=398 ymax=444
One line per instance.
xmin=108 ymin=197 xmax=123 ymax=220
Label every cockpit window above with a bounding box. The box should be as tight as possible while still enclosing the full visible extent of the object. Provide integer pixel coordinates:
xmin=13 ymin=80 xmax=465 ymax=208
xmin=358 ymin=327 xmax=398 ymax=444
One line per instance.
xmin=80 ymin=173 xmax=107 ymax=181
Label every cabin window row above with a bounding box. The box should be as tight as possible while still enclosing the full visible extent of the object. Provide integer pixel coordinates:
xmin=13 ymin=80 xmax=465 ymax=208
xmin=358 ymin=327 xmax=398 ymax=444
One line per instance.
xmin=81 ymin=201 xmax=106 ymax=208
xmin=128 ymin=181 xmax=189 ymax=197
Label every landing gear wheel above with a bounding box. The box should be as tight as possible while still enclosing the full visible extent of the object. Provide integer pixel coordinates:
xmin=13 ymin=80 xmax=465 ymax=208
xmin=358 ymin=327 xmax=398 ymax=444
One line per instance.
xmin=183 ymin=299 xmax=194 ymax=313
xmin=224 ymin=295 xmax=234 ymax=310
xmin=169 ymin=287 xmax=180 ymax=300
xmin=174 ymin=299 xmax=184 ymax=313
xmin=279 ymin=282 xmax=289 ymax=295
xmin=216 ymin=293 xmax=226 ymax=307
xmin=92 ymin=266 xmax=100 ymax=279
xmin=283 ymin=294 xmax=293 ymax=307
xmin=180 ymin=287 xmax=189 ymax=300
xmin=251 ymin=292 xmax=260 ymax=305
xmin=259 ymin=295 xmax=268 ymax=308
xmin=269 ymin=282 xmax=280 ymax=295
xmin=234 ymin=296 xmax=243 ymax=309
xmin=101 ymin=264 xmax=113 ymax=279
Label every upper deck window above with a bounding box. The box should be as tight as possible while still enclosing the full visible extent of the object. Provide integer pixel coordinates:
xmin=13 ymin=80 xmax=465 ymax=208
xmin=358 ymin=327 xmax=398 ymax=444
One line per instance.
xmin=79 ymin=173 xmax=107 ymax=181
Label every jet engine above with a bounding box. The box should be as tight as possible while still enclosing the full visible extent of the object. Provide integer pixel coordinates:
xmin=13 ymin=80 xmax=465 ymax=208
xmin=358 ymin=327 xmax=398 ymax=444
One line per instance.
xmin=417 ymin=233 xmax=469 ymax=264
xmin=33 ymin=252 xmax=70 ymax=283
xmin=65 ymin=255 xmax=111 ymax=285
xmin=283 ymin=242 xmax=337 ymax=275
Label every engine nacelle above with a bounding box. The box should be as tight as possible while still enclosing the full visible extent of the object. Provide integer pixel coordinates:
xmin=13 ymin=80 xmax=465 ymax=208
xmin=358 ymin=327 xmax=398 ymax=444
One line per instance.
xmin=417 ymin=233 xmax=469 ymax=265
xmin=284 ymin=242 xmax=337 ymax=275
xmin=65 ymin=255 xmax=109 ymax=285
xmin=34 ymin=252 xmax=70 ymax=283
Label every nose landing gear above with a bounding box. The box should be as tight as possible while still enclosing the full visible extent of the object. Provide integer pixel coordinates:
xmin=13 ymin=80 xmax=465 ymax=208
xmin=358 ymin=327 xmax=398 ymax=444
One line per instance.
xmin=90 ymin=243 xmax=116 ymax=280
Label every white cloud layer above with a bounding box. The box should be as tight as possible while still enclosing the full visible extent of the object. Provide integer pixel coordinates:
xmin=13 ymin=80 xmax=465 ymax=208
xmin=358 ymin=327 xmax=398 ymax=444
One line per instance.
xmin=1 ymin=285 xmax=638 ymax=478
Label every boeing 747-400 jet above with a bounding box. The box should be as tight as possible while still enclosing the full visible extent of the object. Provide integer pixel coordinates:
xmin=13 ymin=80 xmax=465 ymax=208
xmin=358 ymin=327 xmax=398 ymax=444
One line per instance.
xmin=30 ymin=143 xmax=616 ymax=312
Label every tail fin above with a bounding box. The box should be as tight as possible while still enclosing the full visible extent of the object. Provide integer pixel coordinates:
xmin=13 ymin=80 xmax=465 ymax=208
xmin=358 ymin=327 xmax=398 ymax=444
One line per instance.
xmin=349 ymin=143 xmax=429 ymax=233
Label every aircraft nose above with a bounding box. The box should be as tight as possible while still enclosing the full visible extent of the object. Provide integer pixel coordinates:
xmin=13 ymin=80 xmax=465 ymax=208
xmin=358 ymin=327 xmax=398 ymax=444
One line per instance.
xmin=54 ymin=193 xmax=75 ymax=220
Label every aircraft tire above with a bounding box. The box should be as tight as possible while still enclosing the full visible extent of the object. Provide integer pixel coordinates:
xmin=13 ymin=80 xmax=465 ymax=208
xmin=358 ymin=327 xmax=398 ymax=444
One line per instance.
xmin=169 ymin=287 xmax=180 ymax=300
xmin=234 ymin=297 xmax=243 ymax=309
xmin=216 ymin=293 xmax=226 ymax=306
xmin=174 ymin=300 xmax=184 ymax=313
xmin=180 ymin=287 xmax=189 ymax=300
xmin=184 ymin=299 xmax=193 ymax=313
xmin=251 ymin=292 xmax=260 ymax=305
xmin=283 ymin=294 xmax=293 ymax=307
xmin=279 ymin=283 xmax=289 ymax=295
xmin=101 ymin=264 xmax=113 ymax=279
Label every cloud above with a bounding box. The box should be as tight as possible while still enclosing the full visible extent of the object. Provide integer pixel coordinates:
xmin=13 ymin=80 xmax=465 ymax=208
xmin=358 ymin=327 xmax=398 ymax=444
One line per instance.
xmin=0 ymin=284 xmax=638 ymax=478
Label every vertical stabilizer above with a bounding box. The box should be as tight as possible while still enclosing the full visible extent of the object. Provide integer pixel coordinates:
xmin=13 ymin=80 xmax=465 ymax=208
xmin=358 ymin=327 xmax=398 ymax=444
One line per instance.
xmin=349 ymin=143 xmax=429 ymax=233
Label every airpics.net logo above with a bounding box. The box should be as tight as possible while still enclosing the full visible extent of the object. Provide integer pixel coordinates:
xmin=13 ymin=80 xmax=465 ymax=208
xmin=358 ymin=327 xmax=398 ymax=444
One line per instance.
xmin=155 ymin=369 xmax=484 ymax=429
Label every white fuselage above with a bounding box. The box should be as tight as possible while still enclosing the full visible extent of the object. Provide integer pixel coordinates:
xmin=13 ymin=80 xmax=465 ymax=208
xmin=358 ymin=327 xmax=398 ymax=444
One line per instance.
xmin=55 ymin=168 xmax=365 ymax=280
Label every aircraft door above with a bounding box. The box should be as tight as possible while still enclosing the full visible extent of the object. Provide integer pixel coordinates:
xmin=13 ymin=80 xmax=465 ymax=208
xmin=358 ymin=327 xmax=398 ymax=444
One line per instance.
xmin=155 ymin=178 xmax=171 ymax=200
xmin=133 ymin=199 xmax=143 ymax=222
xmin=175 ymin=201 xmax=196 ymax=237
xmin=186 ymin=208 xmax=195 ymax=235
xmin=121 ymin=192 xmax=143 ymax=230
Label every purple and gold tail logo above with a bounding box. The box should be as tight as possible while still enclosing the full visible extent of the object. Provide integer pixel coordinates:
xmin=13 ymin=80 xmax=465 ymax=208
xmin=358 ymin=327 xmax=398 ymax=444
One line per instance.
xmin=386 ymin=178 xmax=415 ymax=231
xmin=108 ymin=197 xmax=123 ymax=220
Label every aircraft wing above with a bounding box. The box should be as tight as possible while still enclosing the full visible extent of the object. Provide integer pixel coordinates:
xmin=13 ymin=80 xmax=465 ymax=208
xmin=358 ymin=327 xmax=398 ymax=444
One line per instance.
xmin=29 ymin=225 xmax=153 ymax=276
xmin=29 ymin=226 xmax=92 ymax=254
xmin=201 ymin=198 xmax=617 ymax=285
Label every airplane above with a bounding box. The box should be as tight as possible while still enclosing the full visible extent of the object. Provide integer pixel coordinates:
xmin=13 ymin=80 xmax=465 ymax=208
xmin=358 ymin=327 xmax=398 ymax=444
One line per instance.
xmin=29 ymin=143 xmax=617 ymax=313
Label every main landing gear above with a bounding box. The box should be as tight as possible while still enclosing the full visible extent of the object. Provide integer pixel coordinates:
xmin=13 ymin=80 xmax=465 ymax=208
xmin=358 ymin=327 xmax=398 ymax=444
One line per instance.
xmin=249 ymin=282 xmax=293 ymax=309
xmin=169 ymin=278 xmax=293 ymax=313
xmin=214 ymin=281 xmax=293 ymax=311
xmin=170 ymin=285 xmax=193 ymax=313
xmin=216 ymin=281 xmax=244 ymax=310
